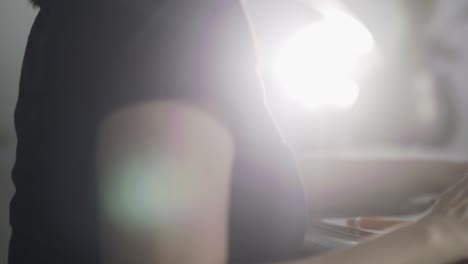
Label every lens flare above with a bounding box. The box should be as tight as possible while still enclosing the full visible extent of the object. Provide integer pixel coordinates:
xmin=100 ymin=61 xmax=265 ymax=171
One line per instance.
xmin=102 ymin=154 xmax=202 ymax=234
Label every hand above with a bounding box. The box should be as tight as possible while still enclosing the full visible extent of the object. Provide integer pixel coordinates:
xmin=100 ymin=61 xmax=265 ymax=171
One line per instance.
xmin=419 ymin=174 xmax=468 ymax=262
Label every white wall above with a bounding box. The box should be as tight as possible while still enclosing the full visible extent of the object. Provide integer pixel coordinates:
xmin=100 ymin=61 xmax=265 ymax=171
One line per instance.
xmin=432 ymin=0 xmax=468 ymax=157
xmin=0 ymin=1 xmax=37 ymax=263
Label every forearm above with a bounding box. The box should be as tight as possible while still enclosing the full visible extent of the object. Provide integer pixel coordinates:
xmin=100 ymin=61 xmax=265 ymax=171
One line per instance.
xmin=275 ymin=223 xmax=445 ymax=264
xmin=97 ymin=102 xmax=234 ymax=264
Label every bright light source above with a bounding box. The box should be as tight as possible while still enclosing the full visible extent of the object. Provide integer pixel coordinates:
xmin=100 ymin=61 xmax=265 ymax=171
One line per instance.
xmin=275 ymin=8 xmax=374 ymax=110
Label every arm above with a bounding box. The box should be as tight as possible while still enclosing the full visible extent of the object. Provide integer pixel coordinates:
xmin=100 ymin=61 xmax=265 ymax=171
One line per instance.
xmin=97 ymin=101 xmax=468 ymax=264
xmin=284 ymin=176 xmax=468 ymax=264
xmin=282 ymin=223 xmax=441 ymax=264
xmin=97 ymin=101 xmax=234 ymax=264
xmin=284 ymin=174 xmax=468 ymax=264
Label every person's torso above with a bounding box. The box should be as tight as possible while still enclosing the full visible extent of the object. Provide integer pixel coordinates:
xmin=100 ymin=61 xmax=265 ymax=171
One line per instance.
xmin=10 ymin=1 xmax=306 ymax=263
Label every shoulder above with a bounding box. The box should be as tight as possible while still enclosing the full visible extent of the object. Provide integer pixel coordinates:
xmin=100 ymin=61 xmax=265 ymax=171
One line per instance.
xmin=98 ymin=101 xmax=234 ymax=160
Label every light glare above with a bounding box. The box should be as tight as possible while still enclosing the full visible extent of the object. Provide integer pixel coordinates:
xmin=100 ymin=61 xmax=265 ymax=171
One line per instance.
xmin=276 ymin=8 xmax=374 ymax=110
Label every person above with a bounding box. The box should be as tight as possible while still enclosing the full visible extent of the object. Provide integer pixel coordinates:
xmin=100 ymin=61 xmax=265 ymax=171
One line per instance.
xmin=9 ymin=0 xmax=468 ymax=263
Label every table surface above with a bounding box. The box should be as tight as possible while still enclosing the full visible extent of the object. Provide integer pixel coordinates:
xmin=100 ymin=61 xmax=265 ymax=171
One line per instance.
xmin=297 ymin=155 xmax=468 ymax=217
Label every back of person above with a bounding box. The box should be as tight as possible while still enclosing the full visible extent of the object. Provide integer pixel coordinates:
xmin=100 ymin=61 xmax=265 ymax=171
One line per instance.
xmin=10 ymin=0 xmax=307 ymax=263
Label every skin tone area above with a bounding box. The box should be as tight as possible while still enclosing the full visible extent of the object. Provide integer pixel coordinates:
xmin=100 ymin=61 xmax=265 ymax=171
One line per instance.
xmin=98 ymin=101 xmax=468 ymax=264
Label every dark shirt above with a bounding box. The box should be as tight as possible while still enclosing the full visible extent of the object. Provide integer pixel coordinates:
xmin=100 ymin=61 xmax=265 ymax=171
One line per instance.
xmin=10 ymin=1 xmax=306 ymax=263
